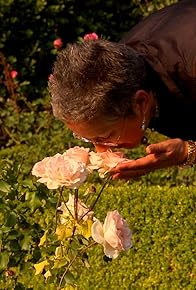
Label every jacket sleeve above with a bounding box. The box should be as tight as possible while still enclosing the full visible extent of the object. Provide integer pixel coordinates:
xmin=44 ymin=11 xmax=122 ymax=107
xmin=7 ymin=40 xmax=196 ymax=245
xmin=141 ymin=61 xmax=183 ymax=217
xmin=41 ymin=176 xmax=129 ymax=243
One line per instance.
xmin=120 ymin=0 xmax=196 ymax=103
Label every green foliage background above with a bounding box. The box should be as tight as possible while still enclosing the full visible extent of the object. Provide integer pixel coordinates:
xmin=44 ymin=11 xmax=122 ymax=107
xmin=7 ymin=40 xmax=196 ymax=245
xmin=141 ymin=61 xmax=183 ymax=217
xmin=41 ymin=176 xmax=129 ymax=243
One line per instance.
xmin=0 ymin=0 xmax=195 ymax=289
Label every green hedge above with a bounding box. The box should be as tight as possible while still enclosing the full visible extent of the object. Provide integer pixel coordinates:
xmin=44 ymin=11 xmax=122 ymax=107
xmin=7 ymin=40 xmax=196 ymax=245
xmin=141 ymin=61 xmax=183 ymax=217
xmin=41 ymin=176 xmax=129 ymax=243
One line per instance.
xmin=78 ymin=183 xmax=195 ymax=290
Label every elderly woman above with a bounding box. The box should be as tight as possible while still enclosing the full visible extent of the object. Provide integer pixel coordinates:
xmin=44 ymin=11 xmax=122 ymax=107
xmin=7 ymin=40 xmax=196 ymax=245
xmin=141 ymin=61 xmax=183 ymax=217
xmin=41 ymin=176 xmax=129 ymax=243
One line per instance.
xmin=49 ymin=0 xmax=196 ymax=179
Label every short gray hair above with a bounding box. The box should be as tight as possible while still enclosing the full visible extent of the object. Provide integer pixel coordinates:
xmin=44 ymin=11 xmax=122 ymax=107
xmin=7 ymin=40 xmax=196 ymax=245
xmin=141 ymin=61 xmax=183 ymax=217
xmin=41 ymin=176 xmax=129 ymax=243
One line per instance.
xmin=48 ymin=39 xmax=152 ymax=123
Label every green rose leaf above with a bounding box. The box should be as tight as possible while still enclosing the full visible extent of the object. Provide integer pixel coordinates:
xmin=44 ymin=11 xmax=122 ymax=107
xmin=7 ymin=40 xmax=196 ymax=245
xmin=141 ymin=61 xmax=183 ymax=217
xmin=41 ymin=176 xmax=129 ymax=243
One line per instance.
xmin=5 ymin=212 xmax=17 ymax=227
xmin=52 ymin=258 xmax=68 ymax=269
xmin=0 ymin=252 xmax=9 ymax=270
xmin=34 ymin=260 xmax=49 ymax=275
xmin=61 ymin=285 xmax=76 ymax=290
xmin=44 ymin=270 xmax=52 ymax=281
xmin=64 ymin=271 xmax=76 ymax=284
xmin=56 ymin=224 xmax=73 ymax=241
xmin=77 ymin=220 xmax=93 ymax=240
xmin=20 ymin=233 xmax=31 ymax=251
xmin=0 ymin=180 xmax=11 ymax=193
xmin=38 ymin=230 xmax=48 ymax=247
xmin=28 ymin=192 xmax=42 ymax=211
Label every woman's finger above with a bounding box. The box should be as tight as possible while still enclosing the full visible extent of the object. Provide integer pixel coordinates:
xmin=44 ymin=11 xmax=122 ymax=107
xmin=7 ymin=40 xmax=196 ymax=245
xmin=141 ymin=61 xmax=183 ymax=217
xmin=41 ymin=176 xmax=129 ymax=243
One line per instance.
xmin=112 ymin=168 xmax=151 ymax=179
xmin=112 ymin=154 xmax=158 ymax=172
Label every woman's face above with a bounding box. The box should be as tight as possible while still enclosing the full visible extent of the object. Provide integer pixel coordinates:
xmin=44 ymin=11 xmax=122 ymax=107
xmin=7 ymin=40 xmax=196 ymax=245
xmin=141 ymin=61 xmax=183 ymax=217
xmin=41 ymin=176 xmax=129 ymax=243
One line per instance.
xmin=67 ymin=113 xmax=144 ymax=151
xmin=67 ymin=90 xmax=155 ymax=151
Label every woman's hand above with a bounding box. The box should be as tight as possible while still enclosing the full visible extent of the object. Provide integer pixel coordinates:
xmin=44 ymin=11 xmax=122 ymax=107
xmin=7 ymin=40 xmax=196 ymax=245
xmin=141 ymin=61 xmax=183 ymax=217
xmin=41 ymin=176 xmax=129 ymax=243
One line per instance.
xmin=110 ymin=138 xmax=188 ymax=180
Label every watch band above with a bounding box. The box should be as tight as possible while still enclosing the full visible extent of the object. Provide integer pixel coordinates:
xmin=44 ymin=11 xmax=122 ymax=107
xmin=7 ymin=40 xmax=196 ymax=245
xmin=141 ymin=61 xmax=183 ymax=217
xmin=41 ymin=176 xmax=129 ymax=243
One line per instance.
xmin=183 ymin=140 xmax=196 ymax=166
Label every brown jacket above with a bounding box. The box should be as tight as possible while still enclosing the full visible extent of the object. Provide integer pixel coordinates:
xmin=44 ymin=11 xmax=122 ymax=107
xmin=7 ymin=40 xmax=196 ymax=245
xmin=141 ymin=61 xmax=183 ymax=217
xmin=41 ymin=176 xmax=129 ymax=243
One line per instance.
xmin=121 ymin=0 xmax=196 ymax=140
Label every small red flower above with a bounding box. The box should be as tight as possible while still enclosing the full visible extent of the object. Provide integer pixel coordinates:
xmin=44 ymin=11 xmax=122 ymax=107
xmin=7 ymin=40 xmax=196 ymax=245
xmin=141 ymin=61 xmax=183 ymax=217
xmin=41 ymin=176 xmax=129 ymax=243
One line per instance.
xmin=48 ymin=74 xmax=54 ymax=81
xmin=83 ymin=33 xmax=99 ymax=40
xmin=53 ymin=38 xmax=63 ymax=49
xmin=10 ymin=70 xmax=18 ymax=78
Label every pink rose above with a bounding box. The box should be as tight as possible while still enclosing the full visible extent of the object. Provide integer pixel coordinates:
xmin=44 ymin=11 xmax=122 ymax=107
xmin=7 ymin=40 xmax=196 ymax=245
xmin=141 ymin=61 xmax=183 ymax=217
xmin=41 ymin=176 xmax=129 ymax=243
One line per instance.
xmin=83 ymin=32 xmax=99 ymax=40
xmin=58 ymin=194 xmax=94 ymax=222
xmin=88 ymin=151 xmax=103 ymax=171
xmin=99 ymin=151 xmax=126 ymax=169
xmin=64 ymin=146 xmax=90 ymax=166
xmin=32 ymin=153 xmax=88 ymax=189
xmin=88 ymin=151 xmax=127 ymax=177
xmin=48 ymin=74 xmax=54 ymax=81
xmin=91 ymin=210 xmax=132 ymax=259
xmin=32 ymin=157 xmax=50 ymax=177
xmin=10 ymin=70 xmax=18 ymax=78
xmin=53 ymin=38 xmax=63 ymax=49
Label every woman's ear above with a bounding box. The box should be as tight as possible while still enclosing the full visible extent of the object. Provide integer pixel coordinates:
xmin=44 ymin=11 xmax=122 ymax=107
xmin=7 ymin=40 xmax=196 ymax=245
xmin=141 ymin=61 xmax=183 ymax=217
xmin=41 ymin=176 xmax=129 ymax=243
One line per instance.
xmin=133 ymin=90 xmax=151 ymax=115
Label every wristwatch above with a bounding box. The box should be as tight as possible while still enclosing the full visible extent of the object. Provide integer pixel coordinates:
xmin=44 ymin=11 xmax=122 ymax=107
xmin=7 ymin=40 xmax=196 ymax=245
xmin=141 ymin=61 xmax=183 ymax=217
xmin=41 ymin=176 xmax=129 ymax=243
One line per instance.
xmin=183 ymin=140 xmax=196 ymax=166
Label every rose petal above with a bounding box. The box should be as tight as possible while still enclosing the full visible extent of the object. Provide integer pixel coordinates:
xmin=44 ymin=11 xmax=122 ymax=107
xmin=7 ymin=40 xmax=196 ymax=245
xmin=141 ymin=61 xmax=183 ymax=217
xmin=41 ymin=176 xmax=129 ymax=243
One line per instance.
xmin=103 ymin=241 xmax=120 ymax=259
xmin=32 ymin=157 xmax=50 ymax=177
xmin=64 ymin=146 xmax=90 ymax=165
xmin=104 ymin=214 xmax=123 ymax=249
xmin=91 ymin=219 xmax=104 ymax=245
xmin=46 ymin=180 xmax=60 ymax=190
